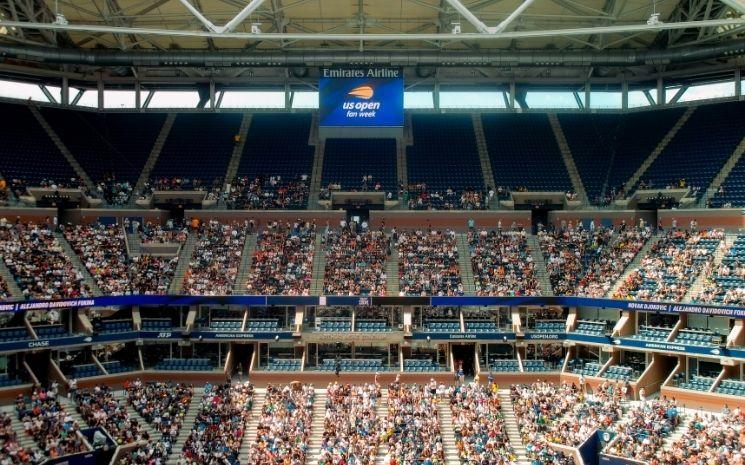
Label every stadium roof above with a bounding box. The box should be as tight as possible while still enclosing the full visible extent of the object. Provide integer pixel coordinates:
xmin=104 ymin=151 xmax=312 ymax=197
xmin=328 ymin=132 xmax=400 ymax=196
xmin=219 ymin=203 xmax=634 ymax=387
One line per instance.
xmin=0 ymin=0 xmax=743 ymax=86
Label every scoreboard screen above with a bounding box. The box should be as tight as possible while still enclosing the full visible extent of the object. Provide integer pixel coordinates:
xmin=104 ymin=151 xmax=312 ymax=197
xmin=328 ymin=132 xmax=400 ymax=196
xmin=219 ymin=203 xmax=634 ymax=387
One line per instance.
xmin=319 ymin=67 xmax=404 ymax=127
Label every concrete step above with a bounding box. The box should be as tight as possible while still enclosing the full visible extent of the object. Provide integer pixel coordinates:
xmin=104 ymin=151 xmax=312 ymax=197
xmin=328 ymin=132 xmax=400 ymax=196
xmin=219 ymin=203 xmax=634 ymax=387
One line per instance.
xmin=168 ymin=232 xmax=197 ymax=294
xmin=238 ymin=390 xmax=267 ymax=465
xmin=54 ymin=231 xmax=103 ymax=296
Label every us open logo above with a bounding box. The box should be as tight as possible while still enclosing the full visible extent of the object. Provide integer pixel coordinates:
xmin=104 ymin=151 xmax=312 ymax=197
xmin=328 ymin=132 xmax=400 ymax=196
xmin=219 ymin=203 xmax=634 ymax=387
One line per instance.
xmin=342 ymin=85 xmax=381 ymax=117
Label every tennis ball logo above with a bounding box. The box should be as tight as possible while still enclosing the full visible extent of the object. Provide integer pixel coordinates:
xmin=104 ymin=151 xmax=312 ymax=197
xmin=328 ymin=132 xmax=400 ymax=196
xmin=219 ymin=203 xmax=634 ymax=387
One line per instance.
xmin=347 ymin=85 xmax=374 ymax=99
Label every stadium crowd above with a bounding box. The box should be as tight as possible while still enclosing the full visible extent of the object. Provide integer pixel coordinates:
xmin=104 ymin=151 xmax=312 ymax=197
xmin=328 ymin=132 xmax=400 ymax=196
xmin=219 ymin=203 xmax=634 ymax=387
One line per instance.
xmin=0 ymin=221 xmax=89 ymax=300
xmin=397 ymin=229 xmax=463 ymax=296
xmin=126 ymin=380 xmax=193 ymax=453
xmin=322 ymin=225 xmax=389 ymax=296
xmin=468 ymin=228 xmax=540 ymax=296
xmin=178 ymin=381 xmax=254 ymax=465
xmin=407 ymin=186 xmax=488 ymax=211
xmin=226 ymin=176 xmax=309 ymax=210
xmin=246 ymin=383 xmax=315 ymax=465
xmin=15 ymin=385 xmax=86 ymax=459
xmin=605 ymin=398 xmax=680 ymax=462
xmin=538 ymin=225 xmax=650 ymax=297
xmin=76 ymin=384 xmax=148 ymax=445
xmin=0 ymin=412 xmax=43 ymax=464
xmin=614 ymin=229 xmax=725 ymax=301
xmin=318 ymin=382 xmax=381 ymax=465
xmin=450 ymin=381 xmax=516 ymax=464
xmin=183 ymin=220 xmax=247 ymax=295
xmin=657 ymin=408 xmax=745 ymax=465
xmin=246 ymin=220 xmax=316 ymax=295
xmin=380 ymin=382 xmax=444 ymax=465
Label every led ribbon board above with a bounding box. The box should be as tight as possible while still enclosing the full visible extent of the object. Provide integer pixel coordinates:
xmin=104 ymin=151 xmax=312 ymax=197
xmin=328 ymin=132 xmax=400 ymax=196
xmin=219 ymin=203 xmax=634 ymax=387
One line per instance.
xmin=319 ymin=68 xmax=404 ymax=127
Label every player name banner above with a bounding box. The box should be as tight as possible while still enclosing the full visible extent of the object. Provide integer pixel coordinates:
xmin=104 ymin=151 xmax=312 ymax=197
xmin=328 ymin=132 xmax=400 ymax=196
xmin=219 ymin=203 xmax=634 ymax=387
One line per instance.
xmin=319 ymin=67 xmax=403 ymax=127
xmin=2 ymin=295 xmax=745 ymax=318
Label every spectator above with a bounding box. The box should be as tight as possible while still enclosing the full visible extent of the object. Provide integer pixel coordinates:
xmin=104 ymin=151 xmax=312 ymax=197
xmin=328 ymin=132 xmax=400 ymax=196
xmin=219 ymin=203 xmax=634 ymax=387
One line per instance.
xmin=323 ymin=225 xmax=388 ymax=296
xmin=183 ymin=220 xmax=247 ymax=296
xmin=398 ymin=229 xmax=463 ymax=296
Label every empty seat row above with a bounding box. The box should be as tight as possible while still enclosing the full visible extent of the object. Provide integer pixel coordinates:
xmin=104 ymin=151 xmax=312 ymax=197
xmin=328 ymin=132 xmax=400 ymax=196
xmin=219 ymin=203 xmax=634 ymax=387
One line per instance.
xmin=464 ymin=321 xmax=498 ymax=332
xmin=403 ymin=359 xmax=442 ymax=372
xmin=154 ymin=358 xmax=212 ymax=371
xmin=97 ymin=321 xmax=133 ymax=333
xmin=629 ymin=325 xmax=673 ymax=342
xmin=101 ymin=361 xmax=134 ymax=374
xmin=679 ymin=375 xmax=716 ymax=391
xmin=245 ymin=320 xmax=279 ymax=331
xmin=523 ymin=360 xmax=552 ymax=372
xmin=71 ymin=364 xmax=103 ymax=379
xmin=573 ymin=320 xmax=608 ymax=336
xmin=573 ymin=362 xmax=602 ymax=377
xmin=34 ymin=325 xmax=67 ymax=338
xmin=489 ymin=360 xmax=520 ymax=372
xmin=716 ymin=379 xmax=745 ymax=396
xmin=141 ymin=319 xmax=172 ymax=330
xmin=319 ymin=320 xmax=353 ymax=332
xmin=0 ymin=373 xmax=23 ymax=388
xmin=533 ymin=321 xmax=565 ymax=332
xmin=423 ymin=320 xmax=460 ymax=332
xmin=266 ymin=359 xmax=302 ymax=371
xmin=210 ymin=320 xmax=242 ymax=331
xmin=674 ymin=329 xmax=721 ymax=347
xmin=603 ymin=365 xmax=633 ymax=381
xmin=355 ymin=320 xmax=390 ymax=332
xmin=0 ymin=328 xmax=29 ymax=341
xmin=321 ymin=359 xmax=383 ymax=372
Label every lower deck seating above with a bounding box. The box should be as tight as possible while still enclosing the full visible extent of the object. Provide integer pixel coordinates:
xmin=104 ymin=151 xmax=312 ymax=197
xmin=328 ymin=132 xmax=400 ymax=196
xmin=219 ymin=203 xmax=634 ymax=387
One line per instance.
xmin=154 ymin=358 xmax=212 ymax=371
xmin=533 ymin=321 xmax=565 ymax=332
xmin=404 ymin=359 xmax=442 ymax=372
xmin=266 ymin=359 xmax=302 ymax=371
xmin=96 ymin=320 xmax=133 ymax=333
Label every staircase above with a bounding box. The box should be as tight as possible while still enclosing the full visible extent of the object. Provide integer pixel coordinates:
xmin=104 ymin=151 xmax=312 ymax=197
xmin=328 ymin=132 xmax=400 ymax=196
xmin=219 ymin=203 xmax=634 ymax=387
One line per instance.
xmin=58 ymin=395 xmax=87 ymax=427
xmin=163 ymin=387 xmax=203 ymax=465
xmin=684 ymin=234 xmax=733 ymax=302
xmin=623 ymin=107 xmax=696 ymax=194
xmin=700 ymin=135 xmax=745 ymax=207
xmin=472 ymin=114 xmax=495 ymax=191
xmin=607 ymin=233 xmax=657 ymax=298
xmin=28 ymin=104 xmax=96 ymax=192
xmin=54 ymin=231 xmax=103 ymax=296
xmin=438 ymin=399 xmax=460 ymax=465
xmin=1 ymin=404 xmax=39 ymax=453
xmin=547 ymin=113 xmax=587 ymax=205
xmin=395 ymin=138 xmax=408 ymax=209
xmin=221 ymin=114 xmax=252 ymax=202
xmin=497 ymin=390 xmax=532 ymax=465
xmin=386 ymin=240 xmax=400 ymax=296
xmin=660 ymin=418 xmax=688 ymax=452
xmin=526 ymin=235 xmax=553 ymax=296
xmin=233 ymin=233 xmax=257 ymax=295
xmin=375 ymin=389 xmax=390 ymax=465
xmin=126 ymin=232 xmax=142 ymax=258
xmin=239 ymin=389 xmax=267 ymax=464
xmin=310 ymin=234 xmax=327 ymax=295
xmin=0 ymin=260 xmax=23 ymax=299
xmin=168 ymin=232 xmax=197 ymax=294
xmin=456 ymin=234 xmax=476 ymax=294
xmin=307 ymin=390 xmax=328 ymax=464
xmin=308 ymin=138 xmax=326 ymax=210
xmin=132 ymin=113 xmax=177 ymax=201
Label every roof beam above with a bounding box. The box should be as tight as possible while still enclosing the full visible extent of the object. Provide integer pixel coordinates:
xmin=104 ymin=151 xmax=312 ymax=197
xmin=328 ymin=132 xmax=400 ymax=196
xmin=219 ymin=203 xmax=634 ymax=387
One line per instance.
xmin=493 ymin=0 xmax=535 ymax=33
xmin=177 ymin=0 xmax=268 ymax=33
xmin=721 ymin=0 xmax=745 ymax=14
xmin=1 ymin=17 xmax=745 ymax=41
xmin=442 ymin=0 xmax=491 ymax=33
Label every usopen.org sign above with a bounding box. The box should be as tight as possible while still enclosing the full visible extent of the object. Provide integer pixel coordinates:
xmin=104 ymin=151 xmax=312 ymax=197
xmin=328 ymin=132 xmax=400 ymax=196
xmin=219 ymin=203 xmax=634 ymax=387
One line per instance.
xmin=319 ymin=68 xmax=404 ymax=127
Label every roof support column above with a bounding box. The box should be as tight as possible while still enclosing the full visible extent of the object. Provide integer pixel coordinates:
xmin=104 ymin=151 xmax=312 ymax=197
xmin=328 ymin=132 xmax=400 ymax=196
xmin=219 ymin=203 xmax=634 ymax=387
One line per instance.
xmin=135 ymin=81 xmax=141 ymax=109
xmin=209 ymin=80 xmax=216 ymax=109
xmin=622 ymin=80 xmax=629 ymax=110
xmin=509 ymin=80 xmax=516 ymax=110
xmin=97 ymin=78 xmax=104 ymax=110
xmin=656 ymin=77 xmax=664 ymax=105
xmin=584 ymin=82 xmax=591 ymax=112
xmin=61 ymin=77 xmax=69 ymax=106
xmin=736 ymin=69 xmax=742 ymax=101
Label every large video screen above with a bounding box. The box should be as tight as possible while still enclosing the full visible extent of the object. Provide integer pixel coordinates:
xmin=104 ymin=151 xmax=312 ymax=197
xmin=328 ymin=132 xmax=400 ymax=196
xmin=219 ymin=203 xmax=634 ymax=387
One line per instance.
xmin=319 ymin=68 xmax=403 ymax=127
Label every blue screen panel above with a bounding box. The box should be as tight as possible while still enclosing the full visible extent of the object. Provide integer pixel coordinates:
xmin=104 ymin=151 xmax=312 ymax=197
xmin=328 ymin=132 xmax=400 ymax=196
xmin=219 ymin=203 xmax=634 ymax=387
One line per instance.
xmin=319 ymin=68 xmax=403 ymax=127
